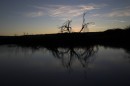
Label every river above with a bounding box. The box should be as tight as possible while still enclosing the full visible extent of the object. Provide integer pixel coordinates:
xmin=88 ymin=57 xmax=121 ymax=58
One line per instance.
xmin=0 ymin=45 xmax=130 ymax=86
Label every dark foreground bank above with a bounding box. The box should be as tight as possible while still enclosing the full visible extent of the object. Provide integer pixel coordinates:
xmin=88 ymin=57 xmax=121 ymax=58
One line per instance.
xmin=0 ymin=28 xmax=130 ymax=48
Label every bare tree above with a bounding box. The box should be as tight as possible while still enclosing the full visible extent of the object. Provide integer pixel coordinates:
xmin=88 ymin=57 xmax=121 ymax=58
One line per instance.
xmin=59 ymin=20 xmax=72 ymax=33
xmin=80 ymin=12 xmax=95 ymax=33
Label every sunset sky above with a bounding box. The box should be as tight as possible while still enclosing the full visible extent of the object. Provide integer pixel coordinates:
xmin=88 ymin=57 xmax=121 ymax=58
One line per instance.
xmin=0 ymin=0 xmax=130 ymax=35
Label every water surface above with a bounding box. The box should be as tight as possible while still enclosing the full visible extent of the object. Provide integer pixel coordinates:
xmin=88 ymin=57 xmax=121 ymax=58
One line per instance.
xmin=0 ymin=45 xmax=130 ymax=86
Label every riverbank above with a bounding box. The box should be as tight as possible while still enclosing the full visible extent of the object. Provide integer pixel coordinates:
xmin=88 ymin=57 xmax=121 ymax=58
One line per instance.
xmin=0 ymin=29 xmax=130 ymax=48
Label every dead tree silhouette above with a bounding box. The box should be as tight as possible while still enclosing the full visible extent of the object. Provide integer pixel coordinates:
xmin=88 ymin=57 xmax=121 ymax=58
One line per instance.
xmin=80 ymin=12 xmax=95 ymax=32
xmin=59 ymin=20 xmax=72 ymax=33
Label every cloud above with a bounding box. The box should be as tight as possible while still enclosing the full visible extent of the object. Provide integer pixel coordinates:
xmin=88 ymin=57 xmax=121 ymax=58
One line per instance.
xmin=25 ymin=11 xmax=44 ymax=17
xmin=89 ymin=6 xmax=130 ymax=18
xmin=48 ymin=5 xmax=95 ymax=18
xmin=24 ymin=3 xmax=107 ymax=20
xmin=91 ymin=14 xmax=100 ymax=17
xmin=108 ymin=6 xmax=130 ymax=17
xmin=107 ymin=20 xmax=126 ymax=23
xmin=29 ymin=4 xmax=106 ymax=19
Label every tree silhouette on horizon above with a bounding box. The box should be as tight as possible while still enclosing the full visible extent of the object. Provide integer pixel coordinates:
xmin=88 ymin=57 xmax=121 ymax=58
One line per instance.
xmin=59 ymin=20 xmax=72 ymax=33
xmin=80 ymin=12 xmax=95 ymax=33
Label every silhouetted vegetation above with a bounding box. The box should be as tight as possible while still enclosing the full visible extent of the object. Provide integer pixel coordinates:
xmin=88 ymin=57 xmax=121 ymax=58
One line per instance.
xmin=0 ymin=26 xmax=130 ymax=49
xmin=124 ymin=25 xmax=130 ymax=31
xmin=58 ymin=12 xmax=94 ymax=33
xmin=104 ymin=28 xmax=123 ymax=32
xmin=58 ymin=20 xmax=72 ymax=33
xmin=80 ymin=12 xmax=95 ymax=32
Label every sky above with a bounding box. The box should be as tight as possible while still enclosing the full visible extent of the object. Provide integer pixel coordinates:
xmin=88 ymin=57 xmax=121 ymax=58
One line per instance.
xmin=0 ymin=0 xmax=130 ymax=35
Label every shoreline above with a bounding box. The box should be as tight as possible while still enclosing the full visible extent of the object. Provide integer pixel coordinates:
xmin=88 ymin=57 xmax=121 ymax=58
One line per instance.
xmin=0 ymin=31 xmax=130 ymax=48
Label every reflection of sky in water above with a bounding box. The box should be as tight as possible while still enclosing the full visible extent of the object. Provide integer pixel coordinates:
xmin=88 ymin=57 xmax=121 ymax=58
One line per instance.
xmin=0 ymin=45 xmax=130 ymax=86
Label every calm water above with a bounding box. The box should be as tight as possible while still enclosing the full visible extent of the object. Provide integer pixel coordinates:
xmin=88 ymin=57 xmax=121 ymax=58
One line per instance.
xmin=0 ymin=45 xmax=130 ymax=86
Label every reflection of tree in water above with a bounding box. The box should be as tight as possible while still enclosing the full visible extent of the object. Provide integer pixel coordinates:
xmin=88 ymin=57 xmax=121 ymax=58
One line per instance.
xmin=125 ymin=48 xmax=130 ymax=55
xmin=47 ymin=46 xmax=98 ymax=69
xmin=124 ymin=48 xmax=130 ymax=62
xmin=74 ymin=46 xmax=98 ymax=68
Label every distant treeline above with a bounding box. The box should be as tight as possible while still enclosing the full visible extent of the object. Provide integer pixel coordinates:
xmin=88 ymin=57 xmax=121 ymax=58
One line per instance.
xmin=0 ymin=26 xmax=130 ymax=48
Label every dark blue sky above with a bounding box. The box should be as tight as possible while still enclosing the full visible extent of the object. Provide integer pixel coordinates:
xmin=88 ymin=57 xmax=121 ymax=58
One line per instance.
xmin=0 ymin=0 xmax=130 ymax=35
